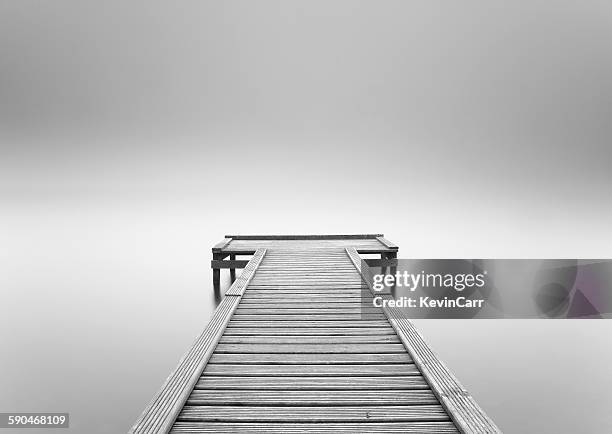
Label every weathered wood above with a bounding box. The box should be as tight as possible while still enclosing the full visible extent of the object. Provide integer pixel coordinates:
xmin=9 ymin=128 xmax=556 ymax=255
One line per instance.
xmin=195 ymin=376 xmax=430 ymax=390
xmin=224 ymin=249 xmax=266 ymax=296
xmin=177 ymin=405 xmax=450 ymax=422
xmin=226 ymin=320 xmax=394 ymax=328
xmin=229 ymin=254 xmax=236 ymax=281
xmin=225 ymin=234 xmax=384 ymax=240
xmin=135 ymin=236 xmax=498 ymax=434
xmin=245 ymin=285 xmax=366 ymax=290
xmin=208 ymin=353 xmax=413 ymax=364
xmin=213 ymin=236 xmax=396 ymax=256
xmin=212 ymin=252 xmax=221 ymax=292
xmin=171 ymin=421 xmax=459 ymax=433
xmin=240 ymin=296 xmax=366 ymax=302
xmin=210 ymin=260 xmax=249 ymax=269
xmin=186 ymin=389 xmax=439 ymax=406
xmin=346 ymin=247 xmax=501 ymax=434
xmin=214 ymin=343 xmax=407 ymax=353
xmin=211 ymin=238 xmax=232 ymax=252
xmin=218 ymin=335 xmax=401 ymax=344
xmin=251 ymin=290 xmax=365 ymax=294
xmin=203 ymin=363 xmax=418 ymax=376
xmin=376 ymin=236 xmax=399 ymax=250
xmin=236 ymin=301 xmax=375 ymax=308
xmin=230 ymin=314 xmax=388 ymax=321
xmin=365 ymin=258 xmax=399 ymax=267
xmin=223 ymin=327 xmax=397 ymax=335
xmin=233 ymin=308 xmax=382 ymax=315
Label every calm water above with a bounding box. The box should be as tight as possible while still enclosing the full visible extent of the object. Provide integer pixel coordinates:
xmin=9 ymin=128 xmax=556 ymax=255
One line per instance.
xmin=2 ymin=1 xmax=612 ymax=431
xmin=2 ymin=205 xmax=612 ymax=433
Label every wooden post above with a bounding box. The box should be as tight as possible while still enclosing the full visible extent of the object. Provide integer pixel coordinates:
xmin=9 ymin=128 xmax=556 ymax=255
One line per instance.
xmin=388 ymin=251 xmax=397 ymax=274
xmin=229 ymin=254 xmax=236 ymax=282
xmin=380 ymin=252 xmax=388 ymax=275
xmin=388 ymin=251 xmax=397 ymax=295
xmin=213 ymin=252 xmax=221 ymax=292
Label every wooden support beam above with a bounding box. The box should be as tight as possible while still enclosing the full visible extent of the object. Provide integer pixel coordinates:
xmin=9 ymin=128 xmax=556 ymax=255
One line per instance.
xmin=219 ymin=248 xmax=394 ymax=255
xmin=229 ymin=254 xmax=236 ymax=282
xmin=377 ymin=236 xmax=399 ymax=251
xmin=212 ymin=252 xmax=222 ymax=292
xmin=212 ymin=238 xmax=232 ymax=253
xmin=365 ymin=258 xmax=399 ymax=267
xmin=225 ymin=234 xmax=384 ymax=240
xmin=211 ymin=260 xmax=250 ymax=269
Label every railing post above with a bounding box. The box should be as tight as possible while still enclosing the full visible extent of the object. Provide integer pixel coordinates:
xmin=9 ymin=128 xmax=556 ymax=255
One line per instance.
xmin=381 ymin=252 xmax=388 ymax=275
xmin=212 ymin=252 xmax=221 ymax=291
xmin=229 ymin=254 xmax=236 ymax=282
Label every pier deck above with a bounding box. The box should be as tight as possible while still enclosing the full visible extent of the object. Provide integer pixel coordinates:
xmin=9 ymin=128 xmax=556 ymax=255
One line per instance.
xmin=131 ymin=235 xmax=500 ymax=433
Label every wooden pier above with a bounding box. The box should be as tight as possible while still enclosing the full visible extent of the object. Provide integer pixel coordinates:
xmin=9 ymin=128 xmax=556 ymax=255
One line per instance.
xmin=131 ymin=235 xmax=500 ymax=433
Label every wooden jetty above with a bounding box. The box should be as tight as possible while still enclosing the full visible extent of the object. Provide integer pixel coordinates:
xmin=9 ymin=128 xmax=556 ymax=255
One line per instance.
xmin=131 ymin=235 xmax=500 ymax=433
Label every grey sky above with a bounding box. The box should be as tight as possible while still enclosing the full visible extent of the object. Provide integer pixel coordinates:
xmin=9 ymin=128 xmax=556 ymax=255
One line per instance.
xmin=1 ymin=2 xmax=612 ymax=432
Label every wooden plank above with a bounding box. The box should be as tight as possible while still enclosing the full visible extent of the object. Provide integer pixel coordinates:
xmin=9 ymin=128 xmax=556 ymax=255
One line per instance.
xmin=177 ymin=405 xmax=450 ymax=422
xmin=239 ymin=297 xmax=372 ymax=302
xmin=224 ymin=249 xmax=266 ymax=296
xmin=237 ymin=303 xmax=374 ymax=309
xmin=240 ymin=298 xmax=365 ymax=303
xmin=240 ymin=296 xmax=365 ymax=302
xmin=233 ymin=308 xmax=381 ymax=315
xmin=246 ymin=282 xmax=364 ymax=285
xmin=247 ymin=275 xmax=361 ymax=287
xmin=252 ymin=273 xmax=360 ymax=277
xmin=245 ymin=284 xmax=363 ymax=287
xmin=365 ymin=258 xmax=399 ymax=267
xmin=214 ymin=343 xmax=407 ymax=353
xmin=247 ymin=282 xmax=365 ymax=286
xmin=208 ymin=353 xmax=413 ymax=365
xmin=242 ymin=295 xmax=365 ymax=299
xmin=223 ymin=248 xmax=394 ymax=255
xmin=226 ymin=320 xmax=393 ymax=328
xmin=248 ymin=279 xmax=364 ymax=284
xmin=243 ymin=289 xmax=365 ymax=293
xmin=225 ymin=234 xmax=384 ymax=240
xmin=211 ymin=238 xmax=232 ymax=253
xmin=261 ymin=260 xmax=353 ymax=262
xmin=194 ymin=376 xmax=430 ymax=390
xmin=376 ymin=236 xmax=399 ymax=250
xmin=186 ymin=389 xmax=439 ymax=406
xmin=229 ymin=314 xmax=387 ymax=321
xmin=223 ymin=327 xmax=398 ymax=336
xmin=235 ymin=302 xmax=374 ymax=308
xmin=203 ymin=364 xmax=418 ymax=376
xmin=226 ymin=245 xmax=385 ymax=251
xmin=226 ymin=241 xmax=383 ymax=247
xmin=171 ymin=421 xmax=459 ymax=433
xmin=256 ymin=269 xmax=357 ymax=272
xmin=346 ymin=247 xmax=501 ymax=434
xmin=219 ymin=335 xmax=400 ymax=344
xmin=210 ymin=260 xmax=249 ymax=269
xmin=129 ymin=296 xmax=241 ymax=434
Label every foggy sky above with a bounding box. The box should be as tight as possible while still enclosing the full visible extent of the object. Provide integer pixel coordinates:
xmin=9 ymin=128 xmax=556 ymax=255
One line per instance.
xmin=1 ymin=2 xmax=612 ymax=433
